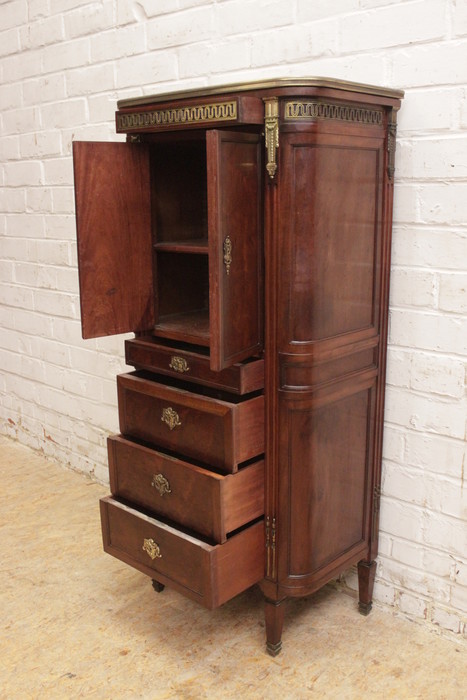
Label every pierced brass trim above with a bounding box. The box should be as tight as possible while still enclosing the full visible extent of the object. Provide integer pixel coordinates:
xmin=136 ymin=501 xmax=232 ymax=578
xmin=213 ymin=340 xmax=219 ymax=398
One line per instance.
xmin=151 ymin=473 xmax=172 ymax=497
xmin=265 ymin=516 xmax=271 ymax=576
xmin=223 ymin=236 xmax=232 ymax=275
xmin=263 ymin=97 xmax=279 ymax=180
xmin=142 ymin=538 xmax=162 ymax=560
xmin=271 ymin=517 xmax=276 ymax=577
xmin=284 ymin=100 xmax=383 ymax=126
xmin=372 ymin=484 xmax=382 ymax=540
xmin=169 ymin=356 xmax=190 ymax=373
xmin=265 ymin=516 xmax=277 ymax=578
xmin=161 ymin=407 xmax=181 ymax=430
xmin=117 ymin=100 xmax=238 ymax=132
xmin=387 ymin=108 xmax=397 ymax=180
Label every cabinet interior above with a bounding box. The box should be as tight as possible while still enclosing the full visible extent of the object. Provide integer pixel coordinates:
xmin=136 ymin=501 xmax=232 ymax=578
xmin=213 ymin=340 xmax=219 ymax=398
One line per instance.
xmin=154 ymin=252 xmax=210 ymax=345
xmin=151 ymin=135 xmax=210 ymax=345
xmin=151 ymin=137 xmax=208 ymax=246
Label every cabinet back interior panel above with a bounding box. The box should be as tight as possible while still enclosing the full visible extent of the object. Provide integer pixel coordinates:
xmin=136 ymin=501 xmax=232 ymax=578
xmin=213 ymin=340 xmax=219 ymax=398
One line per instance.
xmin=151 ymin=138 xmax=208 ymax=244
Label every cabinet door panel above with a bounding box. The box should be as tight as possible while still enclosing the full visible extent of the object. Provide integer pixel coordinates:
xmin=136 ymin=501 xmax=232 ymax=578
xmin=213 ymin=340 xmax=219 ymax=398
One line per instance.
xmin=207 ymin=131 xmax=263 ymax=371
xmin=73 ymin=141 xmax=154 ymax=339
xmin=281 ymin=386 xmax=373 ymax=580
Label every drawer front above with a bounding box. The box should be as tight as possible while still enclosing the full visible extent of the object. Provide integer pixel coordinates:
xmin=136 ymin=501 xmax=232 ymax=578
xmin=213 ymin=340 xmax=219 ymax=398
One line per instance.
xmin=125 ymin=337 xmax=264 ymax=395
xmin=100 ymin=496 xmax=264 ymax=609
xmin=108 ymin=435 xmax=264 ymax=543
xmin=117 ymin=372 xmax=264 ymax=473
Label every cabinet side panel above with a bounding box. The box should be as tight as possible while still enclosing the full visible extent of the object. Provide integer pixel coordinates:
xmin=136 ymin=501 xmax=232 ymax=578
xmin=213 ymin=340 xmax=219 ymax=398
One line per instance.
xmin=284 ymin=388 xmax=372 ymax=576
xmin=73 ymin=141 xmax=155 ymax=338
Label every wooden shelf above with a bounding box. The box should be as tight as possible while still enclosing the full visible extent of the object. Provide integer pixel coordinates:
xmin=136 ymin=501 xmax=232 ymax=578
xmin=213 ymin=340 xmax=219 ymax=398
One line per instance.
xmin=154 ymin=239 xmax=208 ymax=254
xmin=154 ymin=309 xmax=210 ymax=346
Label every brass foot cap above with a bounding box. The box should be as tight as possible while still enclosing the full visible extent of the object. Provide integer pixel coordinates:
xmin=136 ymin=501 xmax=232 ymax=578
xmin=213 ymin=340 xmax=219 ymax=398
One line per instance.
xmin=358 ymin=601 xmax=373 ymax=616
xmin=266 ymin=641 xmax=282 ymax=657
xmin=152 ymin=579 xmax=165 ymax=593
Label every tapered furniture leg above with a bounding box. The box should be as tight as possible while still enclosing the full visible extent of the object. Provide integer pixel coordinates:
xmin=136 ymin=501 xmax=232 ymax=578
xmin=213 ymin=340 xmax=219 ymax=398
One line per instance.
xmin=358 ymin=559 xmax=376 ymax=615
xmin=152 ymin=579 xmax=165 ymax=593
xmin=264 ymin=598 xmax=285 ymax=656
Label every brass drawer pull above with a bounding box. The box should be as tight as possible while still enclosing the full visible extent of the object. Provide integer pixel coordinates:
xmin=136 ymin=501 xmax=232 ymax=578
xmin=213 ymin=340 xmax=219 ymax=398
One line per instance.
xmin=223 ymin=235 xmax=232 ymax=275
xmin=142 ymin=538 xmax=162 ymax=560
xmin=161 ymin=407 xmax=182 ymax=430
xmin=169 ymin=356 xmax=190 ymax=373
xmin=151 ymin=473 xmax=172 ymax=496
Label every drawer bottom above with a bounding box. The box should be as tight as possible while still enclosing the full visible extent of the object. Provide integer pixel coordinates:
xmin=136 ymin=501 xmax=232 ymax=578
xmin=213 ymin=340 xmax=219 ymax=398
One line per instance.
xmin=100 ymin=497 xmax=265 ymax=609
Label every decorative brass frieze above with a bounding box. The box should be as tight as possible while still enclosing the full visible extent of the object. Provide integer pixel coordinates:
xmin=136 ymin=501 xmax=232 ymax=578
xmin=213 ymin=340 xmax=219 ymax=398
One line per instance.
xmin=142 ymin=538 xmax=162 ymax=560
xmin=263 ymin=97 xmax=279 ymax=180
xmin=161 ymin=407 xmax=182 ymax=430
xmin=169 ymin=356 xmax=190 ymax=373
xmin=151 ymin=473 xmax=172 ymax=497
xmin=223 ymin=236 xmax=232 ymax=275
xmin=117 ymin=100 xmax=238 ymax=132
xmin=284 ymin=100 xmax=383 ymax=126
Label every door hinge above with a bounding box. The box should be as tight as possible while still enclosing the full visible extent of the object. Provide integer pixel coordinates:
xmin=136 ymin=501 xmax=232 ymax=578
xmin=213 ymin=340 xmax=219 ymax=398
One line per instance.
xmin=372 ymin=484 xmax=382 ymax=540
xmin=265 ymin=516 xmax=277 ymax=578
xmin=387 ymin=108 xmax=397 ymax=181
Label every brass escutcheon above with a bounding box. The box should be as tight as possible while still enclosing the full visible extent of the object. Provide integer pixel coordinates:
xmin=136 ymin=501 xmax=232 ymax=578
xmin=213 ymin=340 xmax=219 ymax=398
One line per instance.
xmin=161 ymin=407 xmax=181 ymax=430
xmin=142 ymin=538 xmax=162 ymax=560
xmin=151 ymin=473 xmax=172 ymax=496
xmin=169 ymin=356 xmax=190 ymax=373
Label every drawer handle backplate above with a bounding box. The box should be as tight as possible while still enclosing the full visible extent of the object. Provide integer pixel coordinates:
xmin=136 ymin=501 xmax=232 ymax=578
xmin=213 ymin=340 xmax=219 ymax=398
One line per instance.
xmin=169 ymin=356 xmax=190 ymax=373
xmin=142 ymin=538 xmax=162 ymax=560
xmin=151 ymin=473 xmax=172 ymax=496
xmin=161 ymin=407 xmax=181 ymax=430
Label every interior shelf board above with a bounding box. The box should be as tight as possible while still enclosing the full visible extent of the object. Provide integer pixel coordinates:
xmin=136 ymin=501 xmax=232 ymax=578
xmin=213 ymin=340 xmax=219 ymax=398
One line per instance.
xmin=154 ymin=309 xmax=210 ymax=346
xmin=154 ymin=239 xmax=209 ymax=254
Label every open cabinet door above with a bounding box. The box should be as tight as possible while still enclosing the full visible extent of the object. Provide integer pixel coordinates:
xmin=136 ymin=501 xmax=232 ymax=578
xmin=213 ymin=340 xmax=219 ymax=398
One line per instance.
xmin=73 ymin=141 xmax=155 ymax=339
xmin=207 ymin=131 xmax=263 ymax=372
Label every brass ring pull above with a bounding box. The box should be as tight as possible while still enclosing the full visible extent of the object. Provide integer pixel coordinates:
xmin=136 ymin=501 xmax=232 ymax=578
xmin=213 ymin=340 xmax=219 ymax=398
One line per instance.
xmin=161 ymin=407 xmax=181 ymax=430
xmin=169 ymin=356 xmax=190 ymax=373
xmin=151 ymin=473 xmax=172 ymax=496
xmin=223 ymin=236 xmax=232 ymax=275
xmin=142 ymin=538 xmax=162 ymax=560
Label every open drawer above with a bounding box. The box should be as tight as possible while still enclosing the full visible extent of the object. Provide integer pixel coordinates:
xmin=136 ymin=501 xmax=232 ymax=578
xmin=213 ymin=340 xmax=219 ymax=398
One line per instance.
xmin=117 ymin=371 xmax=264 ymax=473
xmin=100 ymin=497 xmax=264 ymax=609
xmin=125 ymin=336 xmax=264 ymax=394
xmin=108 ymin=435 xmax=264 ymax=543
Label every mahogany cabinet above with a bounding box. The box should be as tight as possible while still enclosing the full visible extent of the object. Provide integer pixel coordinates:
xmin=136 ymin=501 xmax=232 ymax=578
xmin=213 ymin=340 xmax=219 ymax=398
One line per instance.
xmin=73 ymin=78 xmax=403 ymax=654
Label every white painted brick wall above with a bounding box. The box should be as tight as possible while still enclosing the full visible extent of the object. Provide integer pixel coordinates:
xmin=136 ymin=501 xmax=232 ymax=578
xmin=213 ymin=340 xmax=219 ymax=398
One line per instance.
xmin=1 ymin=0 xmax=466 ymax=640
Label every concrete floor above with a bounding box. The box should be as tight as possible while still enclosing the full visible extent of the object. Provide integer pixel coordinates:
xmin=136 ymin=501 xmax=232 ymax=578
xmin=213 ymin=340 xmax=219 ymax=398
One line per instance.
xmin=1 ymin=436 xmax=465 ymax=699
